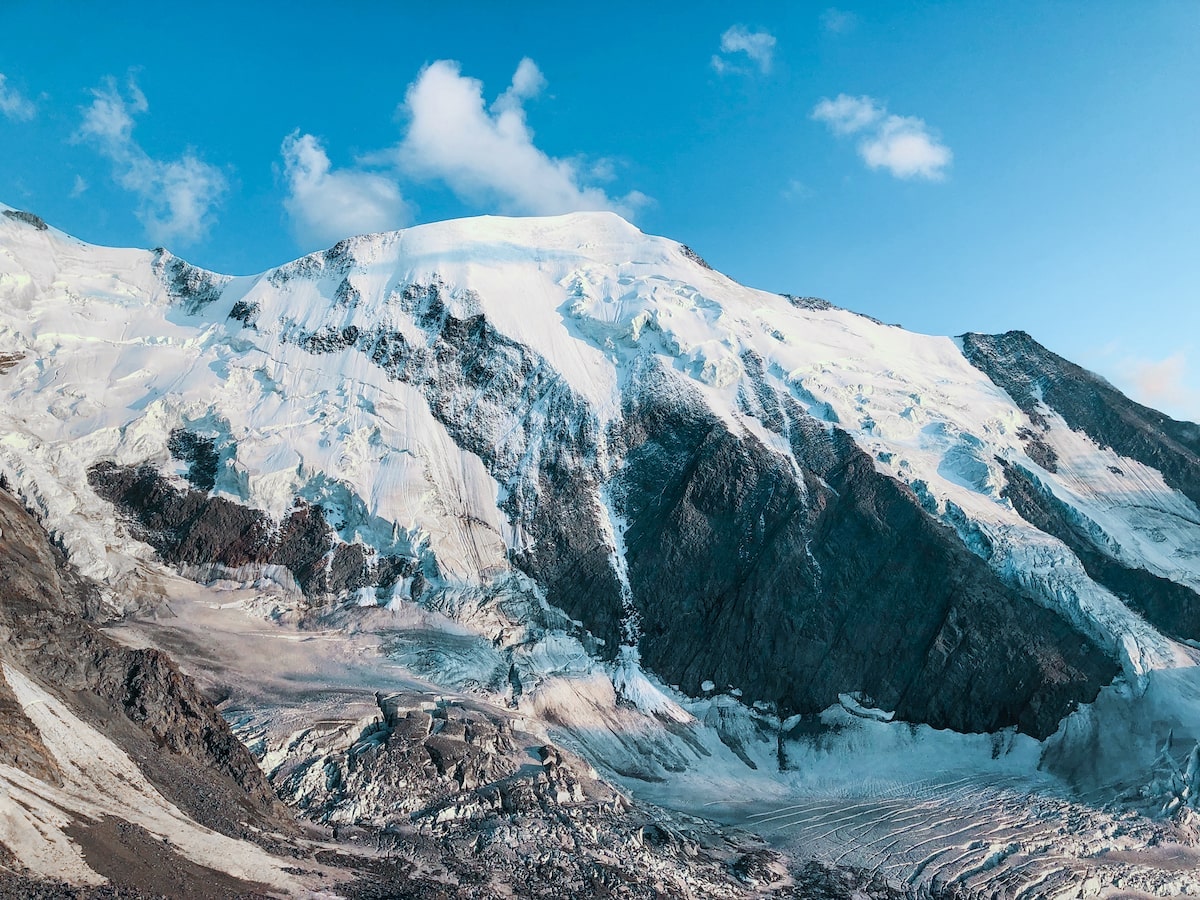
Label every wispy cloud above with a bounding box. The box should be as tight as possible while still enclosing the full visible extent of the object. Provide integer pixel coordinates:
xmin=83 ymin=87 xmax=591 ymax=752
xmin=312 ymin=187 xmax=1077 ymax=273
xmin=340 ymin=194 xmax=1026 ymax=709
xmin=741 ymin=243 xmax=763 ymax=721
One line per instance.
xmin=820 ymin=8 xmax=859 ymax=35
xmin=78 ymin=76 xmax=227 ymax=245
xmin=812 ymin=93 xmax=952 ymax=180
xmin=783 ymin=179 xmax=813 ymax=201
xmin=712 ymin=25 xmax=777 ymax=74
xmin=390 ymin=58 xmax=644 ymax=217
xmin=1122 ymin=352 xmax=1200 ymax=420
xmin=812 ymin=94 xmax=884 ymax=135
xmin=0 ymin=73 xmax=36 ymax=121
xmin=281 ymin=131 xmax=409 ymax=248
xmin=70 ymin=174 xmax=88 ymax=198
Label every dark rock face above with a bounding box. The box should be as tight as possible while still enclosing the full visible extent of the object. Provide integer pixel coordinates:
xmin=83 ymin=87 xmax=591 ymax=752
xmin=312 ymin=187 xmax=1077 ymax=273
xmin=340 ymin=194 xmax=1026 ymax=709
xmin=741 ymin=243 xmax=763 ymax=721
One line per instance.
xmin=2 ymin=208 xmax=48 ymax=230
xmin=167 ymin=429 xmax=219 ymax=492
xmin=0 ymin=666 xmax=60 ymax=784
xmin=272 ymin=504 xmax=335 ymax=592
xmin=89 ymin=462 xmax=273 ymax=569
xmin=0 ymin=486 xmax=285 ymax=831
xmin=1000 ymin=460 xmax=1200 ymax=640
xmin=266 ymin=239 xmax=354 ymax=290
xmin=779 ymin=293 xmax=889 ymax=326
xmin=678 ymin=244 xmax=714 ymax=270
xmin=616 ymin=364 xmax=1117 ymax=737
xmin=298 ymin=323 xmax=360 ymax=354
xmin=86 ymin=462 xmax=418 ymax=600
xmin=358 ymin=281 xmax=626 ymax=652
xmin=0 ymin=352 xmax=23 ymax=375
xmin=1016 ymin=425 xmax=1059 ymax=472
xmin=228 ymin=298 xmax=259 ymax=326
xmin=782 ymin=294 xmax=834 ymax=311
xmin=152 ymin=250 xmax=228 ymax=315
xmin=962 ymin=331 xmax=1200 ymax=504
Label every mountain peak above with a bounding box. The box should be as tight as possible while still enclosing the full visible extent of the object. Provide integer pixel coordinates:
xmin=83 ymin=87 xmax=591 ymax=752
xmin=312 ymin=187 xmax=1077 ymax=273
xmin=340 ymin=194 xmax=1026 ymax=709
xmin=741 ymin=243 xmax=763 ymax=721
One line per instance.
xmin=4 ymin=199 xmax=1200 ymax=897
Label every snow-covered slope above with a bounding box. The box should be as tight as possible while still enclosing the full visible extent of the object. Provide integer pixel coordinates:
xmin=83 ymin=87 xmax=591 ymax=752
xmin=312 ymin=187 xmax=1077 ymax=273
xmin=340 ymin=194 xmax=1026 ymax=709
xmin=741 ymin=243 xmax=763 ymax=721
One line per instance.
xmin=5 ymin=202 xmax=1200 ymax=896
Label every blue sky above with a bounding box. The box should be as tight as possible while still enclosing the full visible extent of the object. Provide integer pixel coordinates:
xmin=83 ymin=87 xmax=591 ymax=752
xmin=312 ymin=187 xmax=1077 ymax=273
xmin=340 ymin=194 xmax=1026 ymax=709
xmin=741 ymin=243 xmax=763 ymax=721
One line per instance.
xmin=2 ymin=2 xmax=1198 ymax=419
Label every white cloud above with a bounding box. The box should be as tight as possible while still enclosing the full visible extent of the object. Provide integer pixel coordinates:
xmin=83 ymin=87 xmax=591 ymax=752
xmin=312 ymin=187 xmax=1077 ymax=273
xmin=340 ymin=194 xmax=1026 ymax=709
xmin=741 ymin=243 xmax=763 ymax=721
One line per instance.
xmin=281 ymin=131 xmax=409 ymax=248
xmin=78 ymin=77 xmax=226 ymax=245
xmin=812 ymin=93 xmax=952 ymax=180
xmin=812 ymin=94 xmax=883 ymax=135
xmin=79 ymin=77 xmax=146 ymax=145
xmin=495 ymin=57 xmax=546 ymax=112
xmin=0 ymin=73 xmax=36 ymax=121
xmin=393 ymin=58 xmax=643 ymax=218
xmin=859 ymin=115 xmax=952 ymax=179
xmin=70 ymin=174 xmax=88 ymax=198
xmin=820 ymin=8 xmax=859 ymax=34
xmin=713 ymin=25 xmax=777 ymax=74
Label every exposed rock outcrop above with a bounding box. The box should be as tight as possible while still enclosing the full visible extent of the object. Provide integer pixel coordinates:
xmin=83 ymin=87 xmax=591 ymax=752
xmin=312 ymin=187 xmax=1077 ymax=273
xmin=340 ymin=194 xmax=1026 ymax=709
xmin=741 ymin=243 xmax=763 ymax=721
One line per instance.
xmin=87 ymin=462 xmax=418 ymax=601
xmin=962 ymin=330 xmax=1200 ymax=505
xmin=0 ymin=665 xmax=59 ymax=784
xmin=999 ymin=459 xmax=1200 ymax=640
xmin=616 ymin=364 xmax=1117 ymax=737
xmin=0 ymin=485 xmax=287 ymax=833
xmin=151 ymin=250 xmax=230 ymax=314
xmin=1 ymin=208 xmax=47 ymax=230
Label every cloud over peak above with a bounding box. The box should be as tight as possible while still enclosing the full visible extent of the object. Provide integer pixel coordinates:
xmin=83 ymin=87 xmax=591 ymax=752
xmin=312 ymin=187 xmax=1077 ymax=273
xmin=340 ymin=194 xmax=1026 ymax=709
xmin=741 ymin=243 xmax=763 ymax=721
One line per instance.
xmin=276 ymin=58 xmax=645 ymax=250
xmin=812 ymin=93 xmax=952 ymax=180
xmin=713 ymin=25 xmax=777 ymax=74
xmin=281 ymin=131 xmax=409 ymax=249
xmin=393 ymin=58 xmax=642 ymax=218
xmin=78 ymin=77 xmax=227 ymax=245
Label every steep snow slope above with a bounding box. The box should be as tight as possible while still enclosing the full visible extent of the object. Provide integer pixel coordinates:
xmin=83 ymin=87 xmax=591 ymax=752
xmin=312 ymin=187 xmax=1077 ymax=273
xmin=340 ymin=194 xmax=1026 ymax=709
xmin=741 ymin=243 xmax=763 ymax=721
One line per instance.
xmin=4 ymin=202 xmax=1200 ymax=895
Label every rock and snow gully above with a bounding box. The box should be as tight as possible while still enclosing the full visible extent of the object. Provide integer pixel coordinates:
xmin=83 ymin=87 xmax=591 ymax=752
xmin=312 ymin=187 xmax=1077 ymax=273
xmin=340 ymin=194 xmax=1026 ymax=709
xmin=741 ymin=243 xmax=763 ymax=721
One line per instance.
xmin=3 ymin=202 xmax=1200 ymax=897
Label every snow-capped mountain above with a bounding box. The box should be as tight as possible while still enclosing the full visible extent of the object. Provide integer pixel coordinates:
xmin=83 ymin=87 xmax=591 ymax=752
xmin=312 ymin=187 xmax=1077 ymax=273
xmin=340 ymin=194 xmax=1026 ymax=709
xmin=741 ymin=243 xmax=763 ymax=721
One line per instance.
xmin=3 ymin=202 xmax=1200 ymax=897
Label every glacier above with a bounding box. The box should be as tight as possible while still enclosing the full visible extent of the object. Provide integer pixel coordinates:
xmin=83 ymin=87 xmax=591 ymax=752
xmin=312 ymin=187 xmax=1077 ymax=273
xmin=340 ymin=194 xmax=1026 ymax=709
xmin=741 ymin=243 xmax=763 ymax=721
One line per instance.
xmin=4 ymin=202 xmax=1200 ymax=896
